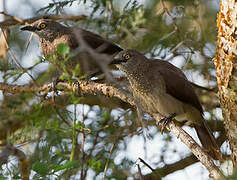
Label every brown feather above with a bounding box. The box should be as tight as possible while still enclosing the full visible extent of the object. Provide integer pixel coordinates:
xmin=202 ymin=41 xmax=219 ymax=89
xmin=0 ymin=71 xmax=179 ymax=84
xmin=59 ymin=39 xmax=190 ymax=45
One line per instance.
xmin=21 ymin=19 xmax=123 ymax=75
xmin=114 ymin=50 xmax=221 ymax=160
xmin=73 ymin=28 xmax=123 ymax=55
xmin=146 ymin=60 xmax=204 ymax=114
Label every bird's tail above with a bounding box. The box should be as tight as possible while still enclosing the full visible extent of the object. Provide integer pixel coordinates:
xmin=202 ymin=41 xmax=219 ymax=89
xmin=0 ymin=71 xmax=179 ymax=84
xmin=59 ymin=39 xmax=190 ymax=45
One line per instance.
xmin=194 ymin=121 xmax=222 ymax=160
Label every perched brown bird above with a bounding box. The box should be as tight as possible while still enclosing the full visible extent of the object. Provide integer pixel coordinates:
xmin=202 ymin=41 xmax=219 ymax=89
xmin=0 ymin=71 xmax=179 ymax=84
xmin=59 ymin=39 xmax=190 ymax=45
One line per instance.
xmin=111 ymin=49 xmax=222 ymax=160
xmin=21 ymin=18 xmax=122 ymax=77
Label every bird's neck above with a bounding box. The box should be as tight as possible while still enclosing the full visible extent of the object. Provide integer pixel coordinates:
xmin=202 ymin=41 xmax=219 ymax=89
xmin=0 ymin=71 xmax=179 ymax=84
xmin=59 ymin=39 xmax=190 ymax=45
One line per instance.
xmin=40 ymin=27 xmax=73 ymax=42
xmin=120 ymin=60 xmax=151 ymax=93
xmin=39 ymin=28 xmax=78 ymax=56
xmin=125 ymin=60 xmax=149 ymax=77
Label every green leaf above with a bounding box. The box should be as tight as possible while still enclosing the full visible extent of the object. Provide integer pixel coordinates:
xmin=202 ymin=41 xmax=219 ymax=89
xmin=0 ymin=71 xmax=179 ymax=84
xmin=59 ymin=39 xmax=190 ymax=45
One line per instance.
xmin=52 ymin=161 xmax=79 ymax=172
xmin=0 ymin=174 xmax=7 ymax=180
xmin=57 ymin=43 xmax=70 ymax=56
xmin=88 ymin=159 xmax=101 ymax=171
xmin=75 ymin=121 xmax=85 ymax=129
xmin=32 ymin=162 xmax=49 ymax=176
xmin=72 ymin=64 xmax=81 ymax=77
xmin=103 ymin=110 xmax=110 ymax=121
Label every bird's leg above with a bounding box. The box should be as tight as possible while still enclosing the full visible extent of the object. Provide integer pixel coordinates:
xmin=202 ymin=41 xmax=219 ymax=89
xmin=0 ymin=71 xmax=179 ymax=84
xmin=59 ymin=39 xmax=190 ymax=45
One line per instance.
xmin=157 ymin=113 xmax=176 ymax=134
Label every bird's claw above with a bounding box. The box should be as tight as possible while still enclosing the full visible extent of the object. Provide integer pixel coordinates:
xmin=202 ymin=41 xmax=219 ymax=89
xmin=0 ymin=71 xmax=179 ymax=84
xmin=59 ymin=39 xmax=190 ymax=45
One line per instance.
xmin=157 ymin=113 xmax=176 ymax=134
xmin=72 ymin=80 xmax=81 ymax=95
xmin=50 ymin=78 xmax=64 ymax=93
xmin=81 ymin=70 xmax=103 ymax=81
xmin=49 ymin=78 xmax=63 ymax=103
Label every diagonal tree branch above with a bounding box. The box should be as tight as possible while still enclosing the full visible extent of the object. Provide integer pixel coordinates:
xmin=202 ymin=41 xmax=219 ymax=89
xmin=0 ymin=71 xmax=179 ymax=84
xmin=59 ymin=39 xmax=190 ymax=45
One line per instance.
xmin=0 ymin=80 xmax=225 ymax=179
xmin=143 ymin=154 xmax=198 ymax=180
xmin=143 ymin=132 xmax=227 ymax=179
xmin=0 ymin=14 xmax=87 ymax=28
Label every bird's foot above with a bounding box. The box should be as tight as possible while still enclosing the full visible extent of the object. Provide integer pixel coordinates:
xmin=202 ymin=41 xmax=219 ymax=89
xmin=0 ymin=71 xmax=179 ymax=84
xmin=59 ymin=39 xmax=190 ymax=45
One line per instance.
xmin=157 ymin=113 xmax=176 ymax=134
xmin=92 ymin=78 xmax=106 ymax=83
xmin=71 ymin=80 xmax=81 ymax=95
xmin=50 ymin=78 xmax=65 ymax=92
xmin=84 ymin=76 xmax=105 ymax=83
xmin=82 ymin=70 xmax=103 ymax=81
xmin=50 ymin=78 xmax=66 ymax=103
xmin=88 ymin=70 xmax=103 ymax=79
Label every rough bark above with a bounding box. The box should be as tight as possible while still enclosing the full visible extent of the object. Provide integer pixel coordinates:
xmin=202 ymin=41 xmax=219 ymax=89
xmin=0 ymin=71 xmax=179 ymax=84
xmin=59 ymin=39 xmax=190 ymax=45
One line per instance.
xmin=214 ymin=0 xmax=237 ymax=167
xmin=0 ymin=81 xmax=225 ymax=179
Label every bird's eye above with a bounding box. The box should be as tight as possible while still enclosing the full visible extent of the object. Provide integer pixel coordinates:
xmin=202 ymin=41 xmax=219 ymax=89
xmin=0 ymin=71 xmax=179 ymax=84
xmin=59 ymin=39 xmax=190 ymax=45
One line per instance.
xmin=124 ymin=54 xmax=130 ymax=60
xmin=40 ymin=23 xmax=47 ymax=29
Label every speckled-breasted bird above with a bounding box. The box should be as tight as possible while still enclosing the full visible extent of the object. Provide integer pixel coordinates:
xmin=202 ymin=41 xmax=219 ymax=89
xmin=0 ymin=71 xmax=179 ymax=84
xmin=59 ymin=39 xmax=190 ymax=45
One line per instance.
xmin=111 ymin=49 xmax=222 ymax=160
xmin=21 ymin=18 xmax=122 ymax=76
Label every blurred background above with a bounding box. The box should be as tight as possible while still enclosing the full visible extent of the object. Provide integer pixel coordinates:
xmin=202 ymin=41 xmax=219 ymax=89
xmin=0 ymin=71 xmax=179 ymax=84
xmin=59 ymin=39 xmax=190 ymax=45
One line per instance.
xmin=0 ymin=0 xmax=231 ymax=179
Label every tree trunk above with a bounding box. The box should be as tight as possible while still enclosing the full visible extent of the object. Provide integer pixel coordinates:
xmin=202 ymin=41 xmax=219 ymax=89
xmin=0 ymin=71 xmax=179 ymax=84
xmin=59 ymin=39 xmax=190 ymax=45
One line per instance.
xmin=214 ymin=0 xmax=237 ymax=167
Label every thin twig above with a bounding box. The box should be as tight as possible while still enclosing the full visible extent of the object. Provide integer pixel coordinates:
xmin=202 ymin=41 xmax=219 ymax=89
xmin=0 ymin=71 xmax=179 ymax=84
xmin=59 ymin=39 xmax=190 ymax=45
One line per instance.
xmin=153 ymin=115 xmax=225 ymax=180
xmin=144 ymin=132 xmax=227 ymax=179
xmin=0 ymin=144 xmax=29 ymax=180
xmin=1 ymin=29 xmax=38 ymax=85
xmin=0 ymin=80 xmax=225 ymax=179
xmin=137 ymin=164 xmax=143 ymax=180
xmin=103 ymin=143 xmax=115 ymax=180
xmin=138 ymin=158 xmax=161 ymax=179
xmin=73 ymin=29 xmax=114 ymax=82
xmin=24 ymin=33 xmax=34 ymax=55
xmin=80 ymin=105 xmax=86 ymax=180
xmin=160 ymin=0 xmax=195 ymax=54
xmin=0 ymin=14 xmax=87 ymax=28
xmin=160 ymin=0 xmax=178 ymax=32
xmin=54 ymin=108 xmax=71 ymax=128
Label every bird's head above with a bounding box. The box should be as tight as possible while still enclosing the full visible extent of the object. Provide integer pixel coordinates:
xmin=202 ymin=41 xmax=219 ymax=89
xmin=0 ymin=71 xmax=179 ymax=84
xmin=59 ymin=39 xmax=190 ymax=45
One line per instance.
xmin=21 ymin=19 xmax=69 ymax=41
xmin=110 ymin=49 xmax=146 ymax=70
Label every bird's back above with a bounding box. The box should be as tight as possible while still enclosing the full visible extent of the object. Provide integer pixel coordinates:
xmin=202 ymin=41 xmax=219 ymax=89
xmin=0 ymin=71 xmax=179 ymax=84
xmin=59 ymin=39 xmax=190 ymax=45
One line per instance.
xmin=71 ymin=27 xmax=123 ymax=55
xmin=36 ymin=20 xmax=122 ymax=57
xmin=147 ymin=60 xmax=204 ymax=114
xmin=37 ymin=21 xmax=122 ymax=75
xmin=123 ymin=57 xmax=203 ymax=115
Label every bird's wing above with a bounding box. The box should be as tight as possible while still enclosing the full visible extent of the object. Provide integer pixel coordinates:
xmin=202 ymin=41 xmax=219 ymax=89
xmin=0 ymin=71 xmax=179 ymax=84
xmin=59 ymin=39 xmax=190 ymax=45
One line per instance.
xmin=72 ymin=27 xmax=123 ymax=55
xmin=149 ymin=60 xmax=203 ymax=114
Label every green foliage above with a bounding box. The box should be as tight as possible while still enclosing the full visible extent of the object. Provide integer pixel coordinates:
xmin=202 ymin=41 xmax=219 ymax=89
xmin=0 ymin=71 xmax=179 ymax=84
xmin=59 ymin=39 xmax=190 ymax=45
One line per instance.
xmin=32 ymin=160 xmax=80 ymax=177
xmin=88 ymin=159 xmax=102 ymax=172
xmin=0 ymin=0 xmax=226 ymax=179
xmin=37 ymin=0 xmax=77 ymax=14
xmin=52 ymin=161 xmax=80 ymax=173
xmin=32 ymin=162 xmax=49 ymax=176
xmin=57 ymin=43 xmax=70 ymax=57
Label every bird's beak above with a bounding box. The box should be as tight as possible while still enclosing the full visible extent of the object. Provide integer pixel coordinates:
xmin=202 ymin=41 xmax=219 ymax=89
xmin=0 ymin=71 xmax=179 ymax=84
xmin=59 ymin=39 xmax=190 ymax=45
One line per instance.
xmin=20 ymin=25 xmax=37 ymax=32
xmin=109 ymin=58 xmax=127 ymax=65
xmin=110 ymin=53 xmax=127 ymax=65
